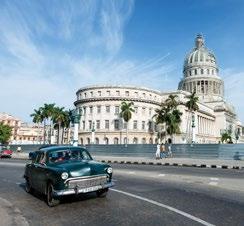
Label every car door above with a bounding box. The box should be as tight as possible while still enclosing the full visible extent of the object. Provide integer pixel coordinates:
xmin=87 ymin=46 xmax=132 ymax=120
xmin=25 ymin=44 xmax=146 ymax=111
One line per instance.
xmin=33 ymin=152 xmax=49 ymax=193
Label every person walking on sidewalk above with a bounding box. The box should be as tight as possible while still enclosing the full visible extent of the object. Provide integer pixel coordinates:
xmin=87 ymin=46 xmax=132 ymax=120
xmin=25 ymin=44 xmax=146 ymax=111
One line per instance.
xmin=160 ymin=143 xmax=166 ymax=158
xmin=155 ymin=143 xmax=161 ymax=159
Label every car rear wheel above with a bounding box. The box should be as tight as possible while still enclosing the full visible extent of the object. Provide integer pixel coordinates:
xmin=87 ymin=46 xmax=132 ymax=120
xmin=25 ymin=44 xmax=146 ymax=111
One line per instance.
xmin=47 ymin=183 xmax=60 ymax=207
xmin=25 ymin=178 xmax=33 ymax=194
xmin=96 ymin=188 xmax=108 ymax=198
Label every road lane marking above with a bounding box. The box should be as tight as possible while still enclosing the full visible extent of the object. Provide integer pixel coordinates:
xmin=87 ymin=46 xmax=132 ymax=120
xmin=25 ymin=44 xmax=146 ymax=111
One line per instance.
xmin=209 ymin=182 xmax=218 ymax=186
xmin=158 ymin=174 xmax=166 ymax=177
xmin=128 ymin=171 xmax=135 ymax=175
xmin=210 ymin=178 xmax=219 ymax=181
xmin=111 ymin=188 xmax=215 ymax=226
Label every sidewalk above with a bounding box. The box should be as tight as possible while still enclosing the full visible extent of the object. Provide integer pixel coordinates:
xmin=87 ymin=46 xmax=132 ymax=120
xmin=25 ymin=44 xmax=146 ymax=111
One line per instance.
xmin=11 ymin=152 xmax=244 ymax=170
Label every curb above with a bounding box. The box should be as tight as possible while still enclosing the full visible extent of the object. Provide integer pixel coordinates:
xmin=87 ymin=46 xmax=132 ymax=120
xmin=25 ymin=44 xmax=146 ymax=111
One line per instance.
xmin=100 ymin=160 xmax=244 ymax=170
xmin=5 ymin=156 xmax=244 ymax=170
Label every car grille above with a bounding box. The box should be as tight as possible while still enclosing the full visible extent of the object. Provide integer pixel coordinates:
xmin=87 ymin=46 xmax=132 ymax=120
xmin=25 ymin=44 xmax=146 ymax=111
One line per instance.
xmin=68 ymin=175 xmax=107 ymax=189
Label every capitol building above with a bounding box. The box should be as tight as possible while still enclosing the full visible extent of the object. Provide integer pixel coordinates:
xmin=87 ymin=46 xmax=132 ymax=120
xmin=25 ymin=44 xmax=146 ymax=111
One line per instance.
xmin=74 ymin=35 xmax=244 ymax=145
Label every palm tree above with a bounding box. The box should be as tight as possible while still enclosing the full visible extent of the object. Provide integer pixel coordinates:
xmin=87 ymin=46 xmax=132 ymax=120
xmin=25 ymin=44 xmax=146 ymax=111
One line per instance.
xmin=120 ymin=101 xmax=135 ymax=146
xmin=153 ymin=95 xmax=182 ymax=143
xmin=42 ymin=103 xmax=56 ymax=144
xmin=30 ymin=108 xmax=43 ymax=143
xmin=185 ymin=90 xmax=199 ymax=143
xmin=221 ymin=131 xmax=232 ymax=143
xmin=52 ymin=107 xmax=66 ymax=144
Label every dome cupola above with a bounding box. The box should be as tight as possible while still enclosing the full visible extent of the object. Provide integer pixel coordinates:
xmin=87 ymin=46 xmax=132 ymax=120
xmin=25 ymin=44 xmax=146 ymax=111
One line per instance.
xmin=178 ymin=34 xmax=224 ymax=102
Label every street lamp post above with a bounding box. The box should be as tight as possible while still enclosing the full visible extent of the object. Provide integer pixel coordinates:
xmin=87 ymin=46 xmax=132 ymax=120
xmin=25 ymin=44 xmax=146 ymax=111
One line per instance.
xmin=192 ymin=113 xmax=196 ymax=143
xmin=91 ymin=122 xmax=95 ymax=144
xmin=70 ymin=108 xmax=81 ymax=146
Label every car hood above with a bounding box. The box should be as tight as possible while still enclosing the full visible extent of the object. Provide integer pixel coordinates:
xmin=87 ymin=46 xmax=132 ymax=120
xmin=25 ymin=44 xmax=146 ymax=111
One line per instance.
xmin=50 ymin=160 xmax=109 ymax=177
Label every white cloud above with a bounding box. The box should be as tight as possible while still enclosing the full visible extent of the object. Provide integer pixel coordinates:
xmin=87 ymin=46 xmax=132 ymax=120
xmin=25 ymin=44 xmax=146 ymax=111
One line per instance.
xmin=0 ymin=0 xmax=176 ymax=122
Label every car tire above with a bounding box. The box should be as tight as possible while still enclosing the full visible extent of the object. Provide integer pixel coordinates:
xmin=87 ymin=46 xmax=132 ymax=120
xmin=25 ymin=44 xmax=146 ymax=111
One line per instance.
xmin=47 ymin=183 xmax=60 ymax=207
xmin=25 ymin=178 xmax=33 ymax=194
xmin=96 ymin=188 xmax=108 ymax=198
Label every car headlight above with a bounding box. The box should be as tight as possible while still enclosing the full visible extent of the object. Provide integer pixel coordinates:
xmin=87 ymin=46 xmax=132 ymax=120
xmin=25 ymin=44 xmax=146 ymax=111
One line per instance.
xmin=61 ymin=172 xmax=69 ymax=180
xmin=107 ymin=167 xmax=113 ymax=174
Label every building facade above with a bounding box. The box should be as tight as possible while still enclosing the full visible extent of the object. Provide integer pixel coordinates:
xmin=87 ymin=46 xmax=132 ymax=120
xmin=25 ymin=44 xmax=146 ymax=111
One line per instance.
xmin=74 ymin=35 xmax=244 ymax=144
xmin=0 ymin=113 xmax=44 ymax=144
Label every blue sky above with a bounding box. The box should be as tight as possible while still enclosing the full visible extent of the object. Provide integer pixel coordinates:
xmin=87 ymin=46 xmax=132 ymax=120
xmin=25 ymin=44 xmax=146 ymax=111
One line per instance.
xmin=0 ymin=0 xmax=244 ymax=122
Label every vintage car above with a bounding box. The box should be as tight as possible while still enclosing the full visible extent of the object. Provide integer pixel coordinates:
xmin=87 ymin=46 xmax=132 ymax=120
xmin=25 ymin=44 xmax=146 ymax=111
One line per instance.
xmin=24 ymin=146 xmax=114 ymax=207
xmin=0 ymin=147 xmax=13 ymax=158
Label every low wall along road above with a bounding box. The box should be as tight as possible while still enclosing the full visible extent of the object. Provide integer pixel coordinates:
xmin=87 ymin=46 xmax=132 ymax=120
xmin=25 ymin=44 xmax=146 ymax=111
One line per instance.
xmin=9 ymin=144 xmax=244 ymax=160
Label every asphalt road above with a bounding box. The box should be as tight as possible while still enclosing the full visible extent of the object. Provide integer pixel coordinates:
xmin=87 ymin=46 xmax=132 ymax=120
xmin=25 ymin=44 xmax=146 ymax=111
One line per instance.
xmin=0 ymin=159 xmax=244 ymax=226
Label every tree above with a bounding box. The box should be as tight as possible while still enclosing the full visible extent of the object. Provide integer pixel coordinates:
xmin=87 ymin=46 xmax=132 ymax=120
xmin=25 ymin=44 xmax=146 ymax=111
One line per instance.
xmin=120 ymin=101 xmax=135 ymax=146
xmin=153 ymin=95 xmax=182 ymax=143
xmin=185 ymin=90 xmax=199 ymax=143
xmin=0 ymin=122 xmax=12 ymax=144
xmin=52 ymin=107 xmax=66 ymax=144
xmin=42 ymin=103 xmax=56 ymax=144
xmin=221 ymin=131 xmax=232 ymax=143
xmin=30 ymin=108 xmax=43 ymax=143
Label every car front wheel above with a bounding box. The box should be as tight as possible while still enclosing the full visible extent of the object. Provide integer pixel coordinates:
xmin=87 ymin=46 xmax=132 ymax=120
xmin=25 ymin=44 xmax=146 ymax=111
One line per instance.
xmin=47 ymin=183 xmax=60 ymax=207
xmin=96 ymin=188 xmax=108 ymax=197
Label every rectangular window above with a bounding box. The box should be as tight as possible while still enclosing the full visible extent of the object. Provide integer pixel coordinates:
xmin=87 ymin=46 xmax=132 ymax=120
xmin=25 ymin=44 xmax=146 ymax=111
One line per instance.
xmin=82 ymin=121 xmax=85 ymax=130
xmin=98 ymin=91 xmax=101 ymax=96
xmin=106 ymin=90 xmax=110 ymax=96
xmin=96 ymin=120 xmax=100 ymax=129
xmin=115 ymin=106 xmax=120 ymax=115
xmin=116 ymin=90 xmax=120 ymax=96
xmin=142 ymin=121 xmax=145 ymax=130
xmin=125 ymin=91 xmax=129 ymax=96
xmin=134 ymin=92 xmax=138 ymax=97
xmin=105 ymin=120 xmax=109 ymax=129
xmin=149 ymin=108 xmax=152 ymax=116
xmin=106 ymin=105 xmax=110 ymax=113
xmin=89 ymin=106 xmax=93 ymax=114
xmin=89 ymin=120 xmax=92 ymax=130
xmin=142 ymin=93 xmax=146 ymax=98
xmin=90 ymin=91 xmax=93 ymax=97
xmin=133 ymin=120 xmax=137 ymax=130
xmin=84 ymin=93 xmax=87 ymax=98
xmin=97 ymin=106 xmax=101 ymax=114
xmin=134 ymin=107 xmax=138 ymax=114
xmin=83 ymin=107 xmax=86 ymax=115
xmin=114 ymin=120 xmax=120 ymax=130
xmin=142 ymin=107 xmax=146 ymax=114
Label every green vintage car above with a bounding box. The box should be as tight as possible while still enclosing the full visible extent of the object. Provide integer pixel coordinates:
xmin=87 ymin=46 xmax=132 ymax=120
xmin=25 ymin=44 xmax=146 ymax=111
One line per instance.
xmin=24 ymin=146 xmax=114 ymax=207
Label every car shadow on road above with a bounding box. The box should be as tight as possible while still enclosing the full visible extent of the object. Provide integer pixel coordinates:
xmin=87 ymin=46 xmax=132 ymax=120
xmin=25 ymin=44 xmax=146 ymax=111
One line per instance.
xmin=18 ymin=182 xmax=101 ymax=206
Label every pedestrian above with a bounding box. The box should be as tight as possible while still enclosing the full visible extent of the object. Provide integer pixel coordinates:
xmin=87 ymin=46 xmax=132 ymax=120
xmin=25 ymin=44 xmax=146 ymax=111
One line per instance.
xmin=155 ymin=143 xmax=161 ymax=159
xmin=160 ymin=143 xmax=166 ymax=158
xmin=167 ymin=143 xmax=172 ymax=158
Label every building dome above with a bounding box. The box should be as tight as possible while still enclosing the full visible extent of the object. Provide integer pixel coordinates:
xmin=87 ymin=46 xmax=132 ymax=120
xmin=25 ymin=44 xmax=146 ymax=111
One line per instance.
xmin=178 ymin=34 xmax=224 ymax=102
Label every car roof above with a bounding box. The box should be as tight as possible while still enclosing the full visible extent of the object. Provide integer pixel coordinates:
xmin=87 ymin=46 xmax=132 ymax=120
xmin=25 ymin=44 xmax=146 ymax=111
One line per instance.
xmin=38 ymin=146 xmax=86 ymax=153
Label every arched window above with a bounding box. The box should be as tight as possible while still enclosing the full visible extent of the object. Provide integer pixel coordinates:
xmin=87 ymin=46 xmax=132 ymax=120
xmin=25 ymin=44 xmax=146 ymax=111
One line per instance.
xmin=80 ymin=138 xmax=83 ymax=145
xmin=114 ymin=137 xmax=119 ymax=144
xmin=124 ymin=137 xmax=128 ymax=145
xmin=149 ymin=138 xmax=153 ymax=144
xmin=155 ymin=138 xmax=158 ymax=144
xmin=194 ymin=69 xmax=197 ymax=75
xmin=104 ymin=137 xmax=109 ymax=145
xmin=95 ymin=138 xmax=99 ymax=144
xmin=207 ymin=69 xmax=210 ymax=74
xmin=201 ymin=69 xmax=204 ymax=74
xmin=87 ymin=138 xmax=90 ymax=145
xmin=133 ymin=137 xmax=138 ymax=144
xmin=142 ymin=138 xmax=146 ymax=144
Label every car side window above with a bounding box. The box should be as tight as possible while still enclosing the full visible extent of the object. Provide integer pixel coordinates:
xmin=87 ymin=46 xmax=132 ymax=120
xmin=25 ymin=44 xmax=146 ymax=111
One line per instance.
xmin=81 ymin=150 xmax=91 ymax=160
xmin=35 ymin=152 xmax=45 ymax=164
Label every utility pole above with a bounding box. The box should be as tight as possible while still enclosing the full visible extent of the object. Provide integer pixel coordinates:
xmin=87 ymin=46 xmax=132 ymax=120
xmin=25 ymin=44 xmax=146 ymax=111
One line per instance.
xmin=71 ymin=108 xmax=81 ymax=146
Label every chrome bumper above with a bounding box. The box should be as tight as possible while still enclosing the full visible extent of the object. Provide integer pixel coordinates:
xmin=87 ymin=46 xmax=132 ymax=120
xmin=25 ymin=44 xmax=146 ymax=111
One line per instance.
xmin=53 ymin=182 xmax=114 ymax=196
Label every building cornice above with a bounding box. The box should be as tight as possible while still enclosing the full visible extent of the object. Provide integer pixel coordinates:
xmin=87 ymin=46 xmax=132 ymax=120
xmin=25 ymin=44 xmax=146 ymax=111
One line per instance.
xmin=74 ymin=97 xmax=162 ymax=106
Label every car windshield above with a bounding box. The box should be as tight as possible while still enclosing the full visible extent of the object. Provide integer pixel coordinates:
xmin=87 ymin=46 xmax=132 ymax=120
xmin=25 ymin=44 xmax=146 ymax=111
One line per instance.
xmin=48 ymin=149 xmax=92 ymax=163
